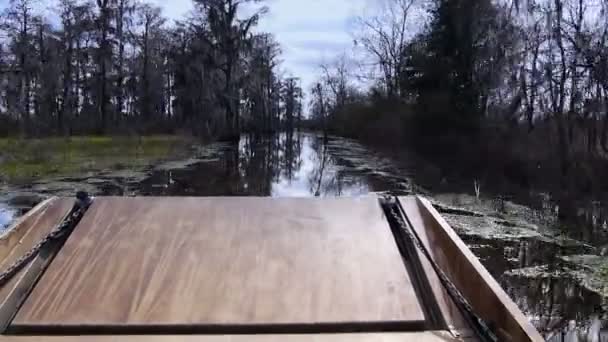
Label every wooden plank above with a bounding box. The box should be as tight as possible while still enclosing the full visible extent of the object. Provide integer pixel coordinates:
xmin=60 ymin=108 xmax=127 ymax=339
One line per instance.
xmin=0 ymin=198 xmax=73 ymax=263
xmin=398 ymin=197 xmax=471 ymax=334
xmin=0 ymin=198 xmax=74 ymax=307
xmin=14 ymin=197 xmax=424 ymax=327
xmin=398 ymin=196 xmax=543 ymax=342
xmin=0 ymin=236 xmax=70 ymax=332
xmin=0 ymin=332 xmax=460 ymax=342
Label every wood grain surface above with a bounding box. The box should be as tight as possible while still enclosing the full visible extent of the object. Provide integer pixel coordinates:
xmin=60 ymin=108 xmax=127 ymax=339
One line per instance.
xmin=0 ymin=197 xmax=73 ymax=263
xmin=398 ymin=197 xmax=471 ymax=336
xmin=14 ymin=197 xmax=424 ymax=326
xmin=399 ymin=197 xmax=543 ymax=342
xmin=0 ymin=197 xmax=74 ymax=307
xmin=0 ymin=332 xmax=464 ymax=342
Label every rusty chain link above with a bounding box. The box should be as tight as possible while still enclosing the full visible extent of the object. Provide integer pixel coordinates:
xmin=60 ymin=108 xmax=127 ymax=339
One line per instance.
xmin=0 ymin=193 xmax=93 ymax=288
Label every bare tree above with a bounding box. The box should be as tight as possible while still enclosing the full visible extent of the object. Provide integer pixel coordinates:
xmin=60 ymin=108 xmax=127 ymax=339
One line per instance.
xmin=133 ymin=3 xmax=165 ymax=121
xmin=194 ymin=0 xmax=268 ymax=139
xmin=241 ymin=33 xmax=281 ymax=132
xmin=115 ymin=0 xmax=134 ymax=124
xmin=3 ymin=0 xmax=39 ymax=135
xmin=0 ymin=0 xmax=286 ymax=138
xmin=321 ymin=53 xmax=350 ymax=110
xmin=94 ymin=0 xmax=114 ymax=134
xmin=354 ymin=0 xmax=415 ymax=98
xmin=280 ymin=76 xmax=302 ymax=131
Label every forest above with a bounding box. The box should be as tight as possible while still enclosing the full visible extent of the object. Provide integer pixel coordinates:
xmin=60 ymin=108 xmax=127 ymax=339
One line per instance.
xmin=309 ymin=0 xmax=608 ymax=209
xmin=0 ymin=0 xmax=302 ymax=139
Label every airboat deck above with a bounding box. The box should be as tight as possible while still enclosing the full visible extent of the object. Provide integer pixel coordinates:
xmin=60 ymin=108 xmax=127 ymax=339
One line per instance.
xmin=0 ymin=196 xmax=543 ymax=341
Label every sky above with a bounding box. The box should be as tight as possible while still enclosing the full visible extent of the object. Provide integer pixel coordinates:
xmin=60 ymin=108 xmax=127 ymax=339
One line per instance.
xmin=0 ymin=0 xmax=375 ymax=94
xmin=152 ymin=0 xmax=370 ymax=93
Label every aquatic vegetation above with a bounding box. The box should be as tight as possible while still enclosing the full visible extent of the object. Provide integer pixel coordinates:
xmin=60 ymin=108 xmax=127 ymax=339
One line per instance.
xmin=560 ymin=255 xmax=608 ymax=298
xmin=0 ymin=136 xmax=191 ymax=183
xmin=600 ymin=263 xmax=608 ymax=289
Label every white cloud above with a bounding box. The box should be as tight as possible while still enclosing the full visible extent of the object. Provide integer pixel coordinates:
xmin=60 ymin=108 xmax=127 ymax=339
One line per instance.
xmin=153 ymin=0 xmax=193 ymax=22
xmin=151 ymin=0 xmax=368 ymax=95
xmin=253 ymin=0 xmax=366 ymax=93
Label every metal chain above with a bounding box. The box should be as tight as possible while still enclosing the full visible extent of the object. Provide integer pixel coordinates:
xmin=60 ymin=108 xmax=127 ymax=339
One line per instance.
xmin=387 ymin=202 xmax=499 ymax=342
xmin=0 ymin=196 xmax=92 ymax=288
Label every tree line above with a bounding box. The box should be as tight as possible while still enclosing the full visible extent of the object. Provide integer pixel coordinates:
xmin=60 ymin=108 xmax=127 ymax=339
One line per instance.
xmin=0 ymin=0 xmax=303 ymax=138
xmin=311 ymin=0 xmax=608 ymax=199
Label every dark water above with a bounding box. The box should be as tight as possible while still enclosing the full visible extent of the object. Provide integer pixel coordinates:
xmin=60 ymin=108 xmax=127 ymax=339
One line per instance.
xmin=1 ymin=132 xmax=607 ymax=340
xmin=139 ymin=133 xmax=413 ymax=197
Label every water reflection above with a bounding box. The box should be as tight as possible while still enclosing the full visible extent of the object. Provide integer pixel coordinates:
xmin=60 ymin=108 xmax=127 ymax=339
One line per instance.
xmin=141 ymin=133 xmax=375 ymax=197
xmin=456 ymin=219 xmax=607 ymax=339
xmin=523 ymin=193 xmax=608 ymax=249
xmin=0 ymin=203 xmax=16 ymax=231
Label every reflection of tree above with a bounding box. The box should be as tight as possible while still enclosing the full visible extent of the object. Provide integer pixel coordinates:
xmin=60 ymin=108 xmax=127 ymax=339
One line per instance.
xmin=282 ymin=130 xmax=302 ymax=182
xmin=507 ymin=275 xmax=603 ymax=333
xmin=308 ymin=136 xmax=343 ymax=197
xmin=223 ymin=132 xmax=302 ymax=195
xmin=239 ymin=134 xmax=274 ymax=195
xmin=565 ymin=201 xmax=608 ymax=245
xmin=463 ymin=234 xmax=605 ymax=335
xmin=531 ymin=195 xmax=608 ymax=247
xmin=479 ymin=238 xmax=603 ymax=334
xmin=223 ymin=138 xmax=241 ymax=195
xmin=180 ymin=132 xmax=359 ymax=197
xmin=312 ymin=141 xmax=327 ymax=197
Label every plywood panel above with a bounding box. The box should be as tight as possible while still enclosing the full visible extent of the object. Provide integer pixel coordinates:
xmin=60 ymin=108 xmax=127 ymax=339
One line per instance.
xmin=399 ymin=197 xmax=543 ymax=342
xmin=14 ymin=197 xmax=424 ymax=326
xmin=398 ymin=196 xmax=469 ymax=333
xmin=0 ymin=332 xmax=460 ymax=342
xmin=0 ymin=197 xmax=74 ymax=307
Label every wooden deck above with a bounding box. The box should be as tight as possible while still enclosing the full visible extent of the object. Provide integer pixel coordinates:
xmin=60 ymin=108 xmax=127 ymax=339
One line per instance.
xmin=0 ymin=195 xmax=543 ymax=341
xmin=14 ymin=197 xmax=424 ymax=327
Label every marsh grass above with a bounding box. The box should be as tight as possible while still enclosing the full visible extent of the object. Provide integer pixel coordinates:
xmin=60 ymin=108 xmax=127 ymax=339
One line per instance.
xmin=0 ymin=136 xmax=190 ymax=183
xmin=600 ymin=263 xmax=608 ymax=282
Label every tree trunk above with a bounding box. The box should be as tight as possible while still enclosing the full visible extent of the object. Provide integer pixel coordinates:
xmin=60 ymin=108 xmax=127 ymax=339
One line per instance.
xmin=116 ymin=0 xmax=125 ymax=125
xmin=602 ymin=106 xmax=608 ymax=153
xmin=19 ymin=5 xmax=30 ymax=136
xmin=60 ymin=35 xmax=73 ymax=136
xmin=97 ymin=1 xmax=111 ymax=134
xmin=142 ymin=25 xmax=150 ymax=121
xmin=588 ymin=116 xmax=597 ymax=155
xmin=75 ymin=37 xmax=82 ymax=122
xmin=223 ymin=62 xmax=238 ymax=139
xmin=556 ymin=113 xmax=571 ymax=181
